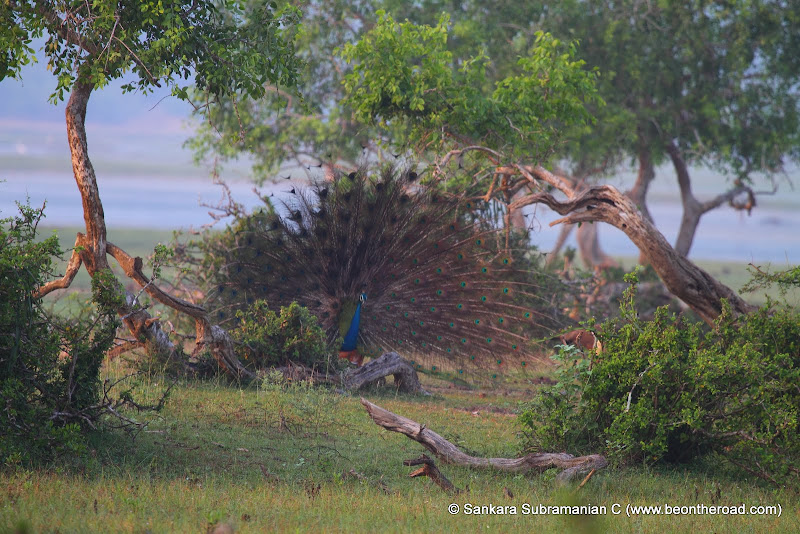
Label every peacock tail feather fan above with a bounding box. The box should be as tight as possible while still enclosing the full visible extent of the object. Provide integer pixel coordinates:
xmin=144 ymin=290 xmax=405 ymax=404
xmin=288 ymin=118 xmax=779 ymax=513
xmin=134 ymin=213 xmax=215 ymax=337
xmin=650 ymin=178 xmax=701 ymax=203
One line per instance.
xmin=210 ymin=166 xmax=563 ymax=379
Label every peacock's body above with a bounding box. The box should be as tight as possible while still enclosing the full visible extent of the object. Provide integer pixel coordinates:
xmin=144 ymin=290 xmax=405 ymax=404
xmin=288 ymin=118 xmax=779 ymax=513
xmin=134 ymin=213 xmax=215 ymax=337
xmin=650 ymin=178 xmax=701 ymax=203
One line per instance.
xmin=212 ymin=166 xmax=560 ymax=378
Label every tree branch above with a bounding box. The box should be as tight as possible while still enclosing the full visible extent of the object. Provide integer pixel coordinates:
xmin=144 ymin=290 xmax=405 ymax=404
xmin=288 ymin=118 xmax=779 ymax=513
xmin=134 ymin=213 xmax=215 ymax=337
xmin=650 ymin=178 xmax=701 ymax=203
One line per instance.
xmin=105 ymin=242 xmax=207 ymax=318
xmin=104 ymin=241 xmax=255 ymax=380
xmin=31 ymin=2 xmax=101 ymax=56
xmin=360 ymin=398 xmax=607 ymax=482
xmin=506 ymin=179 xmax=755 ymax=324
xmin=34 ymin=235 xmax=84 ymax=298
xmin=107 ymin=339 xmax=146 ymax=359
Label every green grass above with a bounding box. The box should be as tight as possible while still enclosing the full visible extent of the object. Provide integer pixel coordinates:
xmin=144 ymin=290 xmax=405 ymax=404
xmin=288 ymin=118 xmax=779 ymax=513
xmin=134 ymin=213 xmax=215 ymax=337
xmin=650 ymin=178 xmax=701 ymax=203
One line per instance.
xmin=9 ymin=229 xmax=796 ymax=531
xmin=2 ymin=363 xmax=797 ymax=533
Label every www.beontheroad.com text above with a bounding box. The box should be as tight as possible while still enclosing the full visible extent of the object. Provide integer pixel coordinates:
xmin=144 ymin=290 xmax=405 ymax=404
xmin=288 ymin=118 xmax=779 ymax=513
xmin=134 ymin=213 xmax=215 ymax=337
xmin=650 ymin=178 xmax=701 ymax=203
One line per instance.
xmin=448 ymin=502 xmax=782 ymax=517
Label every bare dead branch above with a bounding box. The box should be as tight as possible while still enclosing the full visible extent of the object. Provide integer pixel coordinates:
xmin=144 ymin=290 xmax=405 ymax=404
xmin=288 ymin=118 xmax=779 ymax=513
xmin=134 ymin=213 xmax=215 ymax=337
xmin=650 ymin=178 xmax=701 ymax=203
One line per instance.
xmin=360 ymin=398 xmax=607 ymax=483
xmin=107 ymin=339 xmax=146 ymax=359
xmin=34 ymin=235 xmax=84 ymax=298
xmin=344 ymin=352 xmax=429 ymax=394
xmin=106 ymin=241 xmax=207 ymax=318
xmin=404 ymin=454 xmax=460 ymax=494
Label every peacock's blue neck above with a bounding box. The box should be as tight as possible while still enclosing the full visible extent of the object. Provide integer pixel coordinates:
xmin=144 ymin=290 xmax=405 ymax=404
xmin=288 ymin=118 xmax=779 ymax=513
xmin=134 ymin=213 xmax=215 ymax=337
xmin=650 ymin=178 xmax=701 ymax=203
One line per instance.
xmin=340 ymin=301 xmax=362 ymax=351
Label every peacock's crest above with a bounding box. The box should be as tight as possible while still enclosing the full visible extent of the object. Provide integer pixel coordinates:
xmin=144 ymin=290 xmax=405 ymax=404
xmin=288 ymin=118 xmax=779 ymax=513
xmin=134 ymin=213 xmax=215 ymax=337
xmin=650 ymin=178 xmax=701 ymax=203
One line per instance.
xmin=211 ymin=166 xmax=560 ymax=377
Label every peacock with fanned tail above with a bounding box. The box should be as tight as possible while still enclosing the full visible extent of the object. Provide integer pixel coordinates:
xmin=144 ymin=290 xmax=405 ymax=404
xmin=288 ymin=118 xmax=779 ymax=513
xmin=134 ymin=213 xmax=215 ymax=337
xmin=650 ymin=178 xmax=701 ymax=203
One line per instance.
xmin=211 ymin=166 xmax=561 ymax=378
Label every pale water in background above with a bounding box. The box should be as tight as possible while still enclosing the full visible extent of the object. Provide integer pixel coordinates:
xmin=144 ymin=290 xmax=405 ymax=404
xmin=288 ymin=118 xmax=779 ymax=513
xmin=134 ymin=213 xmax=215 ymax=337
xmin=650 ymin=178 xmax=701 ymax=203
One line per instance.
xmin=4 ymin=165 xmax=799 ymax=266
xmin=1 ymin=61 xmax=799 ymax=266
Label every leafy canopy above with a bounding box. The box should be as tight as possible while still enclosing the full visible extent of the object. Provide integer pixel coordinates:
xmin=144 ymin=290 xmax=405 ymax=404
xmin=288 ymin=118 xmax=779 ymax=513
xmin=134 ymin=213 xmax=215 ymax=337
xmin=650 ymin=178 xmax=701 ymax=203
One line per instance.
xmin=187 ymin=0 xmax=377 ymax=180
xmin=1 ymin=0 xmax=302 ymax=104
xmin=340 ymin=11 xmax=601 ymax=162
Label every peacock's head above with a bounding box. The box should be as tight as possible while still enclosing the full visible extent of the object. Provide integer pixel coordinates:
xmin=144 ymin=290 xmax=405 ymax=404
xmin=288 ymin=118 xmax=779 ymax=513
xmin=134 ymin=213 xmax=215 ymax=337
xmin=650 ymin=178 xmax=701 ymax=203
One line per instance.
xmin=359 ymin=293 xmax=367 ymax=303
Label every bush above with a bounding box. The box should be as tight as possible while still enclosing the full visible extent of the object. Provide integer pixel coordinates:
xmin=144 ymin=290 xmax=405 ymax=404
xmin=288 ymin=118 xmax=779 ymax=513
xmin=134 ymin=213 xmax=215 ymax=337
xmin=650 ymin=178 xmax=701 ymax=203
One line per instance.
xmin=232 ymin=300 xmax=330 ymax=369
xmin=520 ymin=269 xmax=800 ymax=485
xmin=1 ymin=205 xmax=118 ymax=464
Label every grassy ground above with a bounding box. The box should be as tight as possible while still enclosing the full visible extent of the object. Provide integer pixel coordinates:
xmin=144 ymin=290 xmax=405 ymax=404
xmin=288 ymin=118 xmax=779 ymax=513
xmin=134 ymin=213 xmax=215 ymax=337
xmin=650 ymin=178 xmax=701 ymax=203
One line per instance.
xmin=2 ymin=361 xmax=797 ymax=533
xmin=9 ymin=228 xmax=795 ymax=532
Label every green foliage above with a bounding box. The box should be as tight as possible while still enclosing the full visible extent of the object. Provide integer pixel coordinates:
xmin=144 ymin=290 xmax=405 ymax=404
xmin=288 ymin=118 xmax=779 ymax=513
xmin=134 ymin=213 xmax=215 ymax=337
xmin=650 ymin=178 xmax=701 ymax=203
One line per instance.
xmin=232 ymin=300 xmax=330 ymax=369
xmin=0 ymin=205 xmax=117 ymax=464
xmin=340 ymin=11 xmax=599 ymax=161
xmin=541 ymin=0 xmax=800 ymax=178
xmin=191 ymin=4 xmax=601 ymax=179
xmin=90 ymin=268 xmax=127 ymax=315
xmin=187 ymin=0 xmax=799 ymax=197
xmin=340 ymin=11 xmax=454 ymax=125
xmin=742 ymin=264 xmax=800 ymax=296
xmin=520 ymin=269 xmax=800 ymax=485
xmin=188 ymin=0 xmax=375 ymax=181
xmin=2 ymin=0 xmax=302 ymax=103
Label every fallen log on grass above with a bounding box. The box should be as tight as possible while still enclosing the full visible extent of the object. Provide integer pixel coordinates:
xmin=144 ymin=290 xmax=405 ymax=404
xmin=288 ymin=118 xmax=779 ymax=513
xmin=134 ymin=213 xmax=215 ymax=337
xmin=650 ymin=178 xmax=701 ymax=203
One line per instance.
xmin=279 ymin=352 xmax=429 ymax=394
xmin=343 ymin=352 xmax=429 ymax=394
xmin=361 ymin=398 xmax=607 ymax=483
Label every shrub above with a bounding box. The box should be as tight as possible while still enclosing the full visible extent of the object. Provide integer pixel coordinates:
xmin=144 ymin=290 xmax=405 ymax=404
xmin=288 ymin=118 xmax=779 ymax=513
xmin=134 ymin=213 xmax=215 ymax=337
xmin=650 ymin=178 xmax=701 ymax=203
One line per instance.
xmin=232 ymin=300 xmax=330 ymax=369
xmin=0 ymin=204 xmax=117 ymax=464
xmin=520 ymin=269 xmax=800 ymax=485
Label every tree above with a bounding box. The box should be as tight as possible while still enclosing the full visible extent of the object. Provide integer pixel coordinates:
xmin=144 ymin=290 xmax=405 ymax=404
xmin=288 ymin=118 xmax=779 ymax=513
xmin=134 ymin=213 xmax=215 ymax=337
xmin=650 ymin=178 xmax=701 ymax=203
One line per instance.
xmin=187 ymin=0 xmax=378 ymax=180
xmin=534 ymin=0 xmax=800 ymax=258
xmin=197 ymin=1 xmax=799 ymax=268
xmin=173 ymin=3 xmax=790 ymax=322
xmin=340 ymin=12 xmax=755 ymax=325
xmin=1 ymin=0 xmax=302 ymax=376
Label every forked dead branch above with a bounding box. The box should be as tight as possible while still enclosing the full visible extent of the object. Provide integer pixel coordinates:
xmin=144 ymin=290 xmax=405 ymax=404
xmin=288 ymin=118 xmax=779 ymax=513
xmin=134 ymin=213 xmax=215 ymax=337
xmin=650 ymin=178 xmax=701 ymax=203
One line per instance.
xmin=360 ymin=398 xmax=608 ymax=483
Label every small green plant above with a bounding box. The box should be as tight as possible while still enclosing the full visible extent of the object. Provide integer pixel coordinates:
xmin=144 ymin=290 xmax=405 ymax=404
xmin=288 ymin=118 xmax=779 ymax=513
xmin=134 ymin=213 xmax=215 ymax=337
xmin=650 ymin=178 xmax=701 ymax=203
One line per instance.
xmin=232 ymin=300 xmax=330 ymax=369
xmin=520 ymin=268 xmax=800 ymax=485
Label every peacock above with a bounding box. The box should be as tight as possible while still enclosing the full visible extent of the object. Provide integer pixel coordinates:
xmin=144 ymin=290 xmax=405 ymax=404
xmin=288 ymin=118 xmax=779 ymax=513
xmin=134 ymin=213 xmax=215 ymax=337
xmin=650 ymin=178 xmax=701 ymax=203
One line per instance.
xmin=211 ymin=165 xmax=562 ymax=379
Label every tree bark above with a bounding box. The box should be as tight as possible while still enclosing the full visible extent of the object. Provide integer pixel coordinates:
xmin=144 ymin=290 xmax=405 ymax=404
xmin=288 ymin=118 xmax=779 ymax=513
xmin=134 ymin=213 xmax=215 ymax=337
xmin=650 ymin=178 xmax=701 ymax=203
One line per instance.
xmin=361 ymin=398 xmax=608 ymax=482
xmin=343 ymin=352 xmax=428 ymax=394
xmin=47 ymin=81 xmax=254 ymax=379
xmin=545 ymin=223 xmax=575 ymax=268
xmin=404 ymin=455 xmax=460 ymax=493
xmin=666 ymin=141 xmax=703 ymax=257
xmin=627 ymin=142 xmax=656 ymax=223
xmin=508 ymin=187 xmax=529 ymax=234
xmin=442 ymin=146 xmax=755 ymax=325
xmin=575 ymin=222 xmax=618 ymax=270
xmin=508 ymin=165 xmax=755 ymax=325
xmin=666 ymin=141 xmax=756 ymax=258
xmin=627 ymin=142 xmax=656 ymax=264
xmin=541 ymin=177 xmax=617 ymax=271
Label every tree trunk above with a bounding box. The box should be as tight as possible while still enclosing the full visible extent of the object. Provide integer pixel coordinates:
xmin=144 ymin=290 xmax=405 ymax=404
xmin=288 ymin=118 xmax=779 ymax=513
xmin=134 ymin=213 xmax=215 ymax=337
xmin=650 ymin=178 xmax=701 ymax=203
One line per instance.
xmin=51 ymin=81 xmax=254 ymax=379
xmin=627 ymin=142 xmax=656 ymax=264
xmin=509 ymin=165 xmax=756 ymax=325
xmin=575 ymin=222 xmax=618 ymax=270
xmin=508 ymin=187 xmax=528 ymax=234
xmin=65 ymin=82 xmax=170 ymax=349
xmin=545 ymin=223 xmax=575 ymax=268
xmin=667 ymin=142 xmax=702 ymax=256
xmin=666 ymin=141 xmax=756 ymax=258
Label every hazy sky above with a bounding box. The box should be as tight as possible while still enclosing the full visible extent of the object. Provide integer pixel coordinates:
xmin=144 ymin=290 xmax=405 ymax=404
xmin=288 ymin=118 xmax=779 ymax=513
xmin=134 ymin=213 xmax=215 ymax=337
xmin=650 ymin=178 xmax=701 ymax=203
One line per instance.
xmin=0 ymin=39 xmax=189 ymax=127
